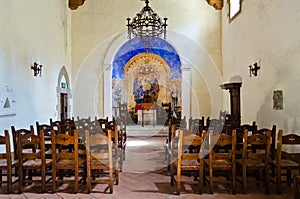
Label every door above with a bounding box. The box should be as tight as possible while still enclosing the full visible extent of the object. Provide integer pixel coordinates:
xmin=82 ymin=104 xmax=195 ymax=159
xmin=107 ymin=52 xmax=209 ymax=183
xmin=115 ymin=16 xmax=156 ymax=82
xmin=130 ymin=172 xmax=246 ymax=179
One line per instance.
xmin=60 ymin=93 xmax=68 ymax=120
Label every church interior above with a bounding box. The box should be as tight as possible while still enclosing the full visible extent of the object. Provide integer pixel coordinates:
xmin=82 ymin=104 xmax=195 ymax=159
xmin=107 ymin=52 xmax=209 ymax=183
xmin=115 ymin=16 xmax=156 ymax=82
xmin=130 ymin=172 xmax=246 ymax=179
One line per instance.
xmin=0 ymin=0 xmax=300 ymax=198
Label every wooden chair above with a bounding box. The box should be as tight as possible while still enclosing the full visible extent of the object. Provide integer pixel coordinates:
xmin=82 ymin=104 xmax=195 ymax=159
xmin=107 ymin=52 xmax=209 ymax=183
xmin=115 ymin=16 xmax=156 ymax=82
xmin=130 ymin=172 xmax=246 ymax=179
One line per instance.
xmin=11 ymin=125 xmax=36 ymax=177
xmin=271 ymin=130 xmax=300 ymax=194
xmin=170 ymin=129 xmax=205 ymax=195
xmin=236 ymin=130 xmax=271 ymax=194
xmin=50 ymin=118 xmax=63 ymax=133
xmin=61 ymin=118 xmax=76 ymax=134
xmin=36 ymin=122 xmax=53 ymax=157
xmin=0 ymin=130 xmax=18 ymax=194
xmin=166 ymin=124 xmax=181 ymax=172
xmin=166 ymin=123 xmax=189 ymax=172
xmin=17 ymin=129 xmax=52 ymax=193
xmin=205 ymin=129 xmax=236 ymax=194
xmin=98 ymin=117 xmax=109 ymax=130
xmin=240 ymin=121 xmax=257 ymax=134
xmin=85 ymin=129 xmax=114 ymax=193
xmin=256 ymin=125 xmax=277 ymax=160
xmin=51 ymin=129 xmax=85 ymax=193
xmin=104 ymin=120 xmax=121 ymax=178
xmin=119 ymin=103 xmax=134 ymax=125
xmin=257 ymin=125 xmax=277 ymax=178
xmin=115 ymin=116 xmax=127 ymax=163
xmin=161 ymin=102 xmax=172 ymax=125
xmin=188 ymin=117 xmax=205 ymax=135
xmin=11 ymin=125 xmax=35 ymax=160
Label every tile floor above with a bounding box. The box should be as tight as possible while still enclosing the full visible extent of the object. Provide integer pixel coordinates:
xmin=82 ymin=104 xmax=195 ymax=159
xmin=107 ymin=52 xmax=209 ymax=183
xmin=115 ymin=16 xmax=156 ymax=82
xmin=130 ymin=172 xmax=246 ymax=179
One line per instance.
xmin=0 ymin=136 xmax=295 ymax=198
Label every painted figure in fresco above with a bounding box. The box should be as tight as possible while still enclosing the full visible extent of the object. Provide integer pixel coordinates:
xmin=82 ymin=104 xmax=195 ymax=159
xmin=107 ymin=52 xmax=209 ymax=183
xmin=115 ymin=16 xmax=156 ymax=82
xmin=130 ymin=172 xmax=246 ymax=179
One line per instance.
xmin=150 ymin=78 xmax=159 ymax=102
xmin=171 ymin=85 xmax=178 ymax=107
xmin=133 ymin=78 xmax=144 ymax=104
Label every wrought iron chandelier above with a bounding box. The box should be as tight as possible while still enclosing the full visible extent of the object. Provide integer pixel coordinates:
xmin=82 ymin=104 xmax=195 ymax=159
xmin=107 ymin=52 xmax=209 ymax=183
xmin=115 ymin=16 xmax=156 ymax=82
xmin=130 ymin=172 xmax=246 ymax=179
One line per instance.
xmin=126 ymin=0 xmax=168 ymax=49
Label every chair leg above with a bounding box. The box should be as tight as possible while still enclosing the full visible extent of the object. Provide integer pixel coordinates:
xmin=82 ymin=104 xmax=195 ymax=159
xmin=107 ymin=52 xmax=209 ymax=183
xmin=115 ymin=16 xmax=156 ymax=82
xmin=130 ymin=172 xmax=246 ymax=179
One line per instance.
xmin=0 ymin=170 xmax=2 ymax=187
xmin=199 ymin=169 xmax=203 ymax=194
xmin=232 ymin=168 xmax=236 ymax=195
xmin=287 ymin=169 xmax=292 ymax=186
xmin=242 ymin=166 xmax=246 ymax=194
xmin=74 ymin=169 xmax=78 ymax=193
xmin=209 ymin=168 xmax=213 ymax=194
xmin=52 ymin=167 xmax=56 ymax=193
xmin=265 ymin=168 xmax=270 ymax=194
xmin=294 ymin=174 xmax=299 ymax=199
xmin=176 ymin=168 xmax=181 ymax=195
xmin=277 ymin=167 xmax=282 ymax=194
xmin=120 ymin=150 xmax=123 ymax=172
xmin=170 ymin=164 xmax=174 ymax=186
xmin=18 ymin=167 xmax=23 ymax=193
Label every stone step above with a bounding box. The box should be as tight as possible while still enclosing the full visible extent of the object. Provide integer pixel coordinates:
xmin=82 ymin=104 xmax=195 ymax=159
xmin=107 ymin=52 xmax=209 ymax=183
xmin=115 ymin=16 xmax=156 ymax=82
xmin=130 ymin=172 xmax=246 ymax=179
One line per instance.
xmin=126 ymin=125 xmax=168 ymax=137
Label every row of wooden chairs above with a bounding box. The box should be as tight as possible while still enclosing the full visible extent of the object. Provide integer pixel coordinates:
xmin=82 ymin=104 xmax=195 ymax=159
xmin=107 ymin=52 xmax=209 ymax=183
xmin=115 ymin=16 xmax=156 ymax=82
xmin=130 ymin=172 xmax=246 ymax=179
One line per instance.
xmin=169 ymin=124 xmax=300 ymax=195
xmin=38 ymin=116 xmax=127 ymax=171
xmin=0 ymin=127 xmax=119 ymax=194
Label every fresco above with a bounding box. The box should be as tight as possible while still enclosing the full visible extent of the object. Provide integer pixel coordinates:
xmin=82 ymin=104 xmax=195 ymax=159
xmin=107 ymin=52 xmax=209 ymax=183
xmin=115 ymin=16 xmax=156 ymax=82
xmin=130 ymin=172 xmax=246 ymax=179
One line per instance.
xmin=112 ymin=38 xmax=182 ymax=118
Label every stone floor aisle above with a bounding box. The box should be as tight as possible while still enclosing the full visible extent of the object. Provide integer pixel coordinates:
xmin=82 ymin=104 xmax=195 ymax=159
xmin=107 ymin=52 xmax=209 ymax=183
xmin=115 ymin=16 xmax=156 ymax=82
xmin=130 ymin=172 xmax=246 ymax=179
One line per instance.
xmin=0 ymin=136 xmax=294 ymax=198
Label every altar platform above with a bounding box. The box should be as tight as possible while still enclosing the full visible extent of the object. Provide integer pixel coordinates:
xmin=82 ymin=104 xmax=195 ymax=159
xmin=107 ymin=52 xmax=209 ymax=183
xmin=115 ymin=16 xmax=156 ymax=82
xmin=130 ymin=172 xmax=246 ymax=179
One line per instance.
xmin=127 ymin=125 xmax=168 ymax=137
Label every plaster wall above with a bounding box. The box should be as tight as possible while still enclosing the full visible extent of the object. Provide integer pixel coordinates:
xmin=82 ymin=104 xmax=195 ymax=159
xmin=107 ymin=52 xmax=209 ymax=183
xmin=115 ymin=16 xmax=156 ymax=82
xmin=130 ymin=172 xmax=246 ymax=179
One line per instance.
xmin=0 ymin=0 xmax=71 ymax=136
xmin=222 ymin=0 xmax=300 ymax=133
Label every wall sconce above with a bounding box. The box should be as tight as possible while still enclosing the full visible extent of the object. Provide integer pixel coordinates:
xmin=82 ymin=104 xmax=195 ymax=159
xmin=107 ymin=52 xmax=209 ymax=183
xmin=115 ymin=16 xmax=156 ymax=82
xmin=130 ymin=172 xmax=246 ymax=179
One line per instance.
xmin=31 ymin=62 xmax=43 ymax=76
xmin=249 ymin=61 xmax=260 ymax=77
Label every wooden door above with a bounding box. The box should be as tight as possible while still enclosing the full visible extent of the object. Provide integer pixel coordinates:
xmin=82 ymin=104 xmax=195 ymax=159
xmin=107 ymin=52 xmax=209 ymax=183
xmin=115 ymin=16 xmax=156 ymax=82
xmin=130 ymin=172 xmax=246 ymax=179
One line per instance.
xmin=60 ymin=93 xmax=68 ymax=120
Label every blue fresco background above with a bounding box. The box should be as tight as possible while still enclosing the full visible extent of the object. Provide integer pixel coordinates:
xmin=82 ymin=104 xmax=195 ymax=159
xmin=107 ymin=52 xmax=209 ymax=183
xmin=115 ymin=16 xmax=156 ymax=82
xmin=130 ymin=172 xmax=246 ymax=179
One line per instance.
xmin=112 ymin=38 xmax=181 ymax=80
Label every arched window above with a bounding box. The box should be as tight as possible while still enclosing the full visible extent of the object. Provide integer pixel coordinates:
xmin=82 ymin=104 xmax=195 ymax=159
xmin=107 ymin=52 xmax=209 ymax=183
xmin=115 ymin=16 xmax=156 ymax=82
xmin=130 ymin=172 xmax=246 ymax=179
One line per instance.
xmin=229 ymin=0 xmax=242 ymax=23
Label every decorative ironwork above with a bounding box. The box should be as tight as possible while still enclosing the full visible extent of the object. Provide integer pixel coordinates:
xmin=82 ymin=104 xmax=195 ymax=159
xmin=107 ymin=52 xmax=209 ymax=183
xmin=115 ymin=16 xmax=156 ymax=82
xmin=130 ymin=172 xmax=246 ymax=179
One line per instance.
xmin=126 ymin=0 xmax=167 ymax=49
xmin=31 ymin=62 xmax=43 ymax=76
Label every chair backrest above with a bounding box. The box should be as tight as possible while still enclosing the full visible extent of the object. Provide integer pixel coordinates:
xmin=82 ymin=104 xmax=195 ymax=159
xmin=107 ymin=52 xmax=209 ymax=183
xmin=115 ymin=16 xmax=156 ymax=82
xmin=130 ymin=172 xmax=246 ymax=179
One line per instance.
xmin=177 ymin=129 xmax=205 ymax=165
xmin=11 ymin=125 xmax=35 ymax=159
xmin=189 ymin=117 xmax=205 ymax=135
xmin=85 ymin=129 xmax=112 ymax=167
xmin=50 ymin=119 xmax=63 ymax=132
xmin=209 ymin=129 xmax=236 ymax=163
xmin=277 ymin=130 xmax=300 ymax=161
xmin=61 ymin=118 xmax=76 ymax=134
xmin=104 ymin=120 xmax=119 ymax=147
xmin=242 ymin=130 xmax=271 ymax=162
xmin=0 ymin=130 xmax=14 ymax=193
xmin=98 ymin=117 xmax=109 ymax=130
xmin=116 ymin=116 xmax=126 ymax=129
xmin=17 ymin=130 xmax=46 ymax=165
xmin=0 ymin=130 xmax=13 ymax=167
xmin=119 ymin=103 xmax=128 ymax=117
xmin=51 ymin=129 xmax=79 ymax=159
xmin=256 ymin=125 xmax=276 ymax=159
xmin=36 ymin=122 xmax=53 ymax=141
xmin=240 ymin=121 xmax=257 ymax=134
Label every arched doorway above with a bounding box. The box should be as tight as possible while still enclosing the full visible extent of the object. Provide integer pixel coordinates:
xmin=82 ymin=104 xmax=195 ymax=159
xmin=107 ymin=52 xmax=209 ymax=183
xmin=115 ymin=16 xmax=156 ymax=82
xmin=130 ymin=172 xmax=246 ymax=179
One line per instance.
xmin=56 ymin=66 xmax=72 ymax=120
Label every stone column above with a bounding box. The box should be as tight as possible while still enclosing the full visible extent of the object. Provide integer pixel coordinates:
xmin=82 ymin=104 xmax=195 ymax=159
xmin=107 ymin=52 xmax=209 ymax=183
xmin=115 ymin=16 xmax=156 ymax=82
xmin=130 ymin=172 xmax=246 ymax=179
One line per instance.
xmin=181 ymin=65 xmax=191 ymax=120
xmin=104 ymin=65 xmax=112 ymax=120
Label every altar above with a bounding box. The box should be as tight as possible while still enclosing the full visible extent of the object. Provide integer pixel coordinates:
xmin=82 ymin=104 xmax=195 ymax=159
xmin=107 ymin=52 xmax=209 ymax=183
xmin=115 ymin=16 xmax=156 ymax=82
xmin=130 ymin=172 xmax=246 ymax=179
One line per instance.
xmin=137 ymin=109 xmax=156 ymax=126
